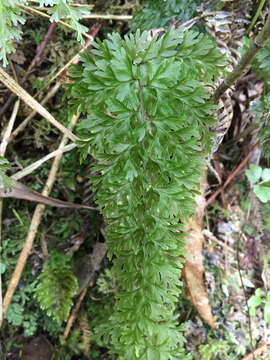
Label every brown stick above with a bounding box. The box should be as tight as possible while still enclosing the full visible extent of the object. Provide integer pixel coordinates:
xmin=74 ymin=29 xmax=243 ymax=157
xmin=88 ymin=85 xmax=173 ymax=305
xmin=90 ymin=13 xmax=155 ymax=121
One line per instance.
xmin=63 ymin=284 xmax=90 ymax=339
xmin=8 ymin=81 xmax=61 ymax=143
xmin=206 ymin=143 xmax=259 ymax=206
xmin=29 ymin=22 xmax=56 ymax=69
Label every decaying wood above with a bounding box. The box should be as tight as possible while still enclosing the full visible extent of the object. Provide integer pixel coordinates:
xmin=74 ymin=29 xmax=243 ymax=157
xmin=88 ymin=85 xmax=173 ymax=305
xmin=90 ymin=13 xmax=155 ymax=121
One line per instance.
xmin=183 ymin=175 xmax=216 ymax=329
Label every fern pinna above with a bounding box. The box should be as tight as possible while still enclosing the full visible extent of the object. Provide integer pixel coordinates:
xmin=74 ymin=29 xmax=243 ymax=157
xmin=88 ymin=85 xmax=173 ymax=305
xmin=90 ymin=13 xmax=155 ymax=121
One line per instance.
xmin=67 ymin=27 xmax=226 ymax=359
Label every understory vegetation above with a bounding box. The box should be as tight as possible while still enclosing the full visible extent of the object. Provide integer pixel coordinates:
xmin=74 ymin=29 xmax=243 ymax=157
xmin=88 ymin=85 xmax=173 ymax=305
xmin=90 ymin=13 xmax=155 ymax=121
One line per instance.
xmin=0 ymin=0 xmax=270 ymax=359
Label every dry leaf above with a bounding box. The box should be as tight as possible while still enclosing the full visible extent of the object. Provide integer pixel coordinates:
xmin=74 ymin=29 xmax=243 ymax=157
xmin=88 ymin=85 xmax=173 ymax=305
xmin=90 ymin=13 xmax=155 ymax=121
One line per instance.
xmin=0 ymin=179 xmax=96 ymax=210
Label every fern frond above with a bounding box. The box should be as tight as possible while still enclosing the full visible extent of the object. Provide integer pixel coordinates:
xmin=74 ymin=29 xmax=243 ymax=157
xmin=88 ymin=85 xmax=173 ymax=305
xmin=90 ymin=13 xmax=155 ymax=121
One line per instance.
xmin=39 ymin=0 xmax=89 ymax=43
xmin=68 ymin=27 xmax=226 ymax=359
xmin=0 ymin=0 xmax=26 ymax=66
xmin=35 ymin=251 xmax=78 ymax=324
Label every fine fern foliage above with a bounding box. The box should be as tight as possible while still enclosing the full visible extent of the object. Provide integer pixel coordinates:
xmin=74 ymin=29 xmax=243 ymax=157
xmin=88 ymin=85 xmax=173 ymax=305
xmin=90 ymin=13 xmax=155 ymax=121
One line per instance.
xmin=0 ymin=0 xmax=26 ymax=66
xmin=129 ymin=0 xmax=199 ymax=32
xmin=67 ymin=27 xmax=226 ymax=359
xmin=0 ymin=0 xmax=90 ymax=66
xmin=39 ymin=0 xmax=89 ymax=43
xmin=35 ymin=251 xmax=78 ymax=324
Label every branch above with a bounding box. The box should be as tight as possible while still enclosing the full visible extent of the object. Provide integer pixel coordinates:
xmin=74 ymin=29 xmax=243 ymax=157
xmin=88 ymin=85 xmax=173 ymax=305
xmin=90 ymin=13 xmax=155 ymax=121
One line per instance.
xmin=212 ymin=17 xmax=270 ymax=103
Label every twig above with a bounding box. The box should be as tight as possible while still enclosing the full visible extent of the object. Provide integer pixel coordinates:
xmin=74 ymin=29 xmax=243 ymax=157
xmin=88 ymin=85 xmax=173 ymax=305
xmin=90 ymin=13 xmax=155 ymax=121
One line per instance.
xmin=203 ymin=229 xmax=235 ymax=253
xmin=2 ymin=114 xmax=79 ymax=317
xmin=206 ymin=142 xmax=259 ymax=206
xmin=212 ymin=17 xmax=270 ymax=103
xmin=28 ymin=22 xmax=56 ymax=70
xmin=0 ymin=67 xmax=78 ymax=142
xmin=8 ymin=81 xmax=62 ymax=143
xmin=237 ymin=234 xmax=255 ymax=359
xmin=0 ymin=99 xmax=20 ymax=327
xmin=0 ymin=100 xmax=20 ymax=155
xmin=76 ymin=14 xmax=132 ymax=20
xmin=63 ymin=283 xmax=90 ymax=339
xmin=64 ymin=242 xmax=108 ymax=338
xmin=11 ymin=143 xmax=77 ymax=180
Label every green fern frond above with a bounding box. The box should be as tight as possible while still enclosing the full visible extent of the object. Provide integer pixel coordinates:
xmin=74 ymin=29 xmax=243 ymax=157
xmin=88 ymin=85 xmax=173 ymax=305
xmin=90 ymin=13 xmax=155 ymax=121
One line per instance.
xmin=0 ymin=0 xmax=26 ymax=66
xmin=35 ymin=251 xmax=78 ymax=324
xmin=68 ymin=27 xmax=226 ymax=359
xmin=39 ymin=0 xmax=89 ymax=43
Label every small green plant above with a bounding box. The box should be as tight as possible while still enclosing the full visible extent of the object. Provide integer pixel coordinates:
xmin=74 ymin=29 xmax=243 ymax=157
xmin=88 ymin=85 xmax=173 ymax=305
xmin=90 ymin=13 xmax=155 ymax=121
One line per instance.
xmin=199 ymin=339 xmax=231 ymax=360
xmin=35 ymin=251 xmax=78 ymax=324
xmin=245 ymin=164 xmax=270 ymax=203
xmin=0 ymin=0 xmax=26 ymax=66
xmin=248 ymin=288 xmax=270 ymax=324
xmin=0 ymin=156 xmax=14 ymax=189
xmin=5 ymin=280 xmax=39 ymax=337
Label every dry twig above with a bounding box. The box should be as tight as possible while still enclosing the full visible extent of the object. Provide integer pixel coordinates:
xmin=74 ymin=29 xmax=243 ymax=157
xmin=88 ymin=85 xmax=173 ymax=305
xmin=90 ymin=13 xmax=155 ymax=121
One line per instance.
xmin=63 ymin=284 xmax=90 ymax=340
